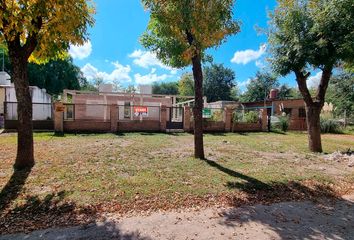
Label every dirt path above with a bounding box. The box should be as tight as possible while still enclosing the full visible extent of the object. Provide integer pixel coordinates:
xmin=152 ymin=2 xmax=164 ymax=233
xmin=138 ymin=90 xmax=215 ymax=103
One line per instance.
xmin=1 ymin=194 xmax=353 ymax=240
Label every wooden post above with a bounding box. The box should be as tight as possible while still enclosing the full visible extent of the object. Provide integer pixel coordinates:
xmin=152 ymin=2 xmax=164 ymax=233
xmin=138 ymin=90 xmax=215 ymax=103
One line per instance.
xmin=261 ymin=108 xmax=268 ymax=131
xmin=54 ymin=102 xmax=64 ymax=135
xmin=110 ymin=104 xmax=118 ymax=133
xmin=184 ymin=106 xmax=191 ymax=132
xmin=160 ymin=105 xmax=167 ymax=132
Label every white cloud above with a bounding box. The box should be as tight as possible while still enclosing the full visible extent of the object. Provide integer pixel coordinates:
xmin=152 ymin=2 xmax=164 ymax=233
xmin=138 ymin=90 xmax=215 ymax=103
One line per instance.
xmin=81 ymin=62 xmax=132 ymax=83
xmin=134 ymin=69 xmax=170 ymax=85
xmin=307 ymin=72 xmax=322 ymax=88
xmin=255 ymin=60 xmax=266 ymax=69
xmin=239 ymin=79 xmax=251 ymax=88
xmin=129 ymin=49 xmax=176 ymax=72
xmin=69 ymin=41 xmax=92 ymax=60
xmin=231 ymin=44 xmax=267 ymax=65
xmin=170 ymin=69 xmax=178 ymax=75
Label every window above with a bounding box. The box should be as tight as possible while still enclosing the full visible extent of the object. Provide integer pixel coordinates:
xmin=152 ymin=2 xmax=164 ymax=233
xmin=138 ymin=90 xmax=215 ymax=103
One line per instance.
xmin=124 ymin=102 xmax=131 ymax=119
xmin=299 ymin=108 xmax=306 ymax=118
xmin=284 ymin=108 xmax=292 ymax=116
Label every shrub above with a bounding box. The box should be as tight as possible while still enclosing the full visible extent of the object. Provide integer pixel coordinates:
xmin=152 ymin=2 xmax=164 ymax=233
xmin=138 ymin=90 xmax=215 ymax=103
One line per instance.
xmin=244 ymin=111 xmax=259 ymax=123
xmin=320 ymin=118 xmax=342 ymax=133
xmin=210 ymin=110 xmax=223 ymax=122
xmin=232 ymin=112 xmax=243 ymax=123
xmin=279 ymin=115 xmax=289 ymax=132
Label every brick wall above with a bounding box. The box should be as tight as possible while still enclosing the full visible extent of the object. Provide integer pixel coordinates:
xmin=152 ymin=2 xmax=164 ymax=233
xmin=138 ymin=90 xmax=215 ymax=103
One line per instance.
xmin=64 ymin=121 xmax=111 ymax=133
xmin=118 ymin=120 xmax=161 ymax=132
xmin=232 ymin=123 xmax=262 ymax=132
xmin=190 ymin=121 xmax=225 ymax=132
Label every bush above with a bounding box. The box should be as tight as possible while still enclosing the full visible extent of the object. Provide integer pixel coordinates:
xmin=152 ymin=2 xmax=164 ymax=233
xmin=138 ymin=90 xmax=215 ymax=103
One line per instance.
xmin=244 ymin=111 xmax=259 ymax=123
xmin=210 ymin=110 xmax=223 ymax=122
xmin=320 ymin=118 xmax=342 ymax=133
xmin=232 ymin=112 xmax=243 ymax=123
xmin=279 ymin=115 xmax=289 ymax=132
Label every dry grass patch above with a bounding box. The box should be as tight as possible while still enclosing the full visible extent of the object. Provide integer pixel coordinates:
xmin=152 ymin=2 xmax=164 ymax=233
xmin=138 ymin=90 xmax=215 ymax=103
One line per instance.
xmin=0 ymin=132 xmax=353 ymax=234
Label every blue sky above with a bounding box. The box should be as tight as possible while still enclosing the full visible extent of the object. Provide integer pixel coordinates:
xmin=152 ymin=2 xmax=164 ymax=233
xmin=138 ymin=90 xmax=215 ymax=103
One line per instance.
xmin=68 ymin=0 xmax=320 ymax=91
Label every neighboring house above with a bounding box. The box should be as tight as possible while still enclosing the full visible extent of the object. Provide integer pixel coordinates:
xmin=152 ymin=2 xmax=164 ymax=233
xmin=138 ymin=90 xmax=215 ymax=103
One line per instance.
xmin=0 ymin=71 xmax=52 ymax=121
xmin=207 ymin=89 xmax=307 ymax=131
xmin=0 ymin=71 xmax=11 ymax=115
xmin=241 ymin=90 xmax=307 ymax=131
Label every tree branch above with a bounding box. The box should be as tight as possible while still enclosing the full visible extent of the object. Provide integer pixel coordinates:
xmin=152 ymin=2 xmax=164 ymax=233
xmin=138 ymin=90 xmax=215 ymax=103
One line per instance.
xmin=23 ymin=16 xmax=43 ymax=59
xmin=315 ymin=65 xmax=333 ymax=106
xmin=295 ymin=70 xmax=313 ymax=105
xmin=185 ymin=30 xmax=194 ymax=46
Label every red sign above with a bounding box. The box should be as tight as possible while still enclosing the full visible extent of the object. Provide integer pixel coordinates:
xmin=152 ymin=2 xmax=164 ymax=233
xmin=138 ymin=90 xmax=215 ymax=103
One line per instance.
xmin=134 ymin=106 xmax=148 ymax=113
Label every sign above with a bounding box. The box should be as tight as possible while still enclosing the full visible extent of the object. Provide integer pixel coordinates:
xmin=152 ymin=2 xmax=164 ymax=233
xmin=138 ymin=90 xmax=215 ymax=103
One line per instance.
xmin=55 ymin=105 xmax=65 ymax=112
xmin=202 ymin=108 xmax=212 ymax=118
xmin=134 ymin=106 xmax=148 ymax=117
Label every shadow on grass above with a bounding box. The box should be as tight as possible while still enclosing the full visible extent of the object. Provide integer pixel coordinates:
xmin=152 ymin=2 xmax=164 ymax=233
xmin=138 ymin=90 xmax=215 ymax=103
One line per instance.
xmin=203 ymin=158 xmax=354 ymax=239
xmin=202 ymin=158 xmax=338 ymax=199
xmin=207 ymin=132 xmax=227 ymax=136
xmin=218 ymin=182 xmax=351 ymax=240
xmin=203 ymin=159 xmax=270 ymax=193
xmin=0 ymin=190 xmax=151 ymax=239
xmin=0 ymin=168 xmax=31 ymax=213
xmin=232 ymin=132 xmax=250 ymax=136
xmin=269 ymin=129 xmax=287 ymax=135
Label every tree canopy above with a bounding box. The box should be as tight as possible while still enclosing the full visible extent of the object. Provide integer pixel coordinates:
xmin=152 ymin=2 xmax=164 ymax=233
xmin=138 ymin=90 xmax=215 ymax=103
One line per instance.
xmin=240 ymin=71 xmax=278 ymax=102
xmin=268 ymin=0 xmax=354 ymax=103
xmin=141 ymin=0 xmax=240 ymax=68
xmin=152 ymin=82 xmax=179 ymax=95
xmin=0 ymin=0 xmax=94 ymax=62
xmin=326 ymin=71 xmax=354 ymax=118
xmin=203 ymin=64 xmax=236 ymax=102
xmin=178 ymin=73 xmax=194 ymax=97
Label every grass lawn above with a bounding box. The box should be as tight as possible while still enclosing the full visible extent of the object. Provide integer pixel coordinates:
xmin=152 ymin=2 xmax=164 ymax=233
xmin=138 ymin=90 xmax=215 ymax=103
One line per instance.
xmin=0 ymin=131 xmax=353 ymax=233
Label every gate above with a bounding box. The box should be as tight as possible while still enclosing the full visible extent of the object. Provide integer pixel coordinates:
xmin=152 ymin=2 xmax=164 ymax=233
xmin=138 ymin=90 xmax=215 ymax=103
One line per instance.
xmin=167 ymin=107 xmax=184 ymax=129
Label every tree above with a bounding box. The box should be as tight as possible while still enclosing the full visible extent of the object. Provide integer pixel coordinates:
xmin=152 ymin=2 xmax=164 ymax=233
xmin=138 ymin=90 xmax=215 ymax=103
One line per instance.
xmin=141 ymin=0 xmax=240 ymax=159
xmin=0 ymin=45 xmax=85 ymax=96
xmin=124 ymin=85 xmax=137 ymax=94
xmin=277 ymin=84 xmax=292 ymax=100
xmin=268 ymin=0 xmax=354 ymax=152
xmin=152 ymin=82 xmax=179 ymax=95
xmin=0 ymin=1 xmax=94 ymax=169
xmin=178 ymin=73 xmax=194 ymax=97
xmin=28 ymin=58 xmax=84 ymax=95
xmin=203 ymin=64 xmax=236 ymax=102
xmin=326 ymin=71 xmax=354 ymax=118
xmin=240 ymin=71 xmax=278 ymax=102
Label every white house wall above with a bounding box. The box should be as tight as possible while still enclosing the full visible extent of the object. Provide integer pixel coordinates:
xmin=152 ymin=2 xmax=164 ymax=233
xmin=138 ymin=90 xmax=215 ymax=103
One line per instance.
xmin=4 ymin=86 xmax=52 ymax=120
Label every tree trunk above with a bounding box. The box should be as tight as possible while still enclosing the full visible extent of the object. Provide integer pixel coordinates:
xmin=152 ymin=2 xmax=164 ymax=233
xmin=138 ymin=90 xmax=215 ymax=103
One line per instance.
xmin=305 ymin=104 xmax=322 ymax=152
xmin=191 ymin=53 xmax=205 ymax=159
xmin=295 ymin=67 xmax=332 ymax=153
xmin=9 ymin=53 xmax=34 ymax=169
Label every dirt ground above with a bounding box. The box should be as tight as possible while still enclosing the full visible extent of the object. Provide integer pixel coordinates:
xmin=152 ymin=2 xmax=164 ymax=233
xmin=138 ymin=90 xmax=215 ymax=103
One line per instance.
xmin=1 ymin=193 xmax=353 ymax=240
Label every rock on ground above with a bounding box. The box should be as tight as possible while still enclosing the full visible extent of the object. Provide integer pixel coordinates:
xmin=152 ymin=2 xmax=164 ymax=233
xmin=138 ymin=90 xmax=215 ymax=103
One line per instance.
xmin=1 ymin=194 xmax=354 ymax=240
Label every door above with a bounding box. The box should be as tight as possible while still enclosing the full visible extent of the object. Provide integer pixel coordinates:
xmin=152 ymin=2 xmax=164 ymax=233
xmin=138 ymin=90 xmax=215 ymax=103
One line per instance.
xmin=167 ymin=107 xmax=184 ymax=129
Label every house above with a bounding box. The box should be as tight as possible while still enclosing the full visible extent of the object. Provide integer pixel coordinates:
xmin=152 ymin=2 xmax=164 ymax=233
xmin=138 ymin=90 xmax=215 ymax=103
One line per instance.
xmin=207 ymin=89 xmax=307 ymax=131
xmin=241 ymin=89 xmax=307 ymax=131
xmin=0 ymin=71 xmax=52 ymax=121
xmin=0 ymin=71 xmax=11 ymax=115
xmin=62 ymin=84 xmax=195 ymax=122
